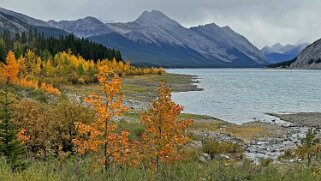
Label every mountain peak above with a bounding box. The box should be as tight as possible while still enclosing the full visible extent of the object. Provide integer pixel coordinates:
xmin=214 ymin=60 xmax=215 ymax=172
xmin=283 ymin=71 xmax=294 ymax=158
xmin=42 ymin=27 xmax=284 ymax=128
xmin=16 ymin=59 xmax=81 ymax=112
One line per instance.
xmin=223 ymin=26 xmax=232 ymax=30
xmin=135 ymin=10 xmax=179 ymax=26
xmin=203 ymin=23 xmax=220 ymax=28
xmin=271 ymin=43 xmax=283 ymax=49
xmin=82 ymin=16 xmax=103 ymax=24
xmin=139 ymin=10 xmax=167 ymax=18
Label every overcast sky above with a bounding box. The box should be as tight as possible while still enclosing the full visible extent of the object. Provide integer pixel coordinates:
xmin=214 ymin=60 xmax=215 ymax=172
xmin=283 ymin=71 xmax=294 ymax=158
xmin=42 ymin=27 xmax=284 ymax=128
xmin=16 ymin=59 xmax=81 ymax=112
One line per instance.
xmin=1 ymin=0 xmax=320 ymax=48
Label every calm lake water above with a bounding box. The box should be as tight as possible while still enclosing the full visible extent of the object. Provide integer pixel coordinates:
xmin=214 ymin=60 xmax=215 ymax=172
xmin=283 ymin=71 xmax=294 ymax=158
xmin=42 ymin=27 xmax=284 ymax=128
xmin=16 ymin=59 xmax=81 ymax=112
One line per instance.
xmin=167 ymin=69 xmax=321 ymax=124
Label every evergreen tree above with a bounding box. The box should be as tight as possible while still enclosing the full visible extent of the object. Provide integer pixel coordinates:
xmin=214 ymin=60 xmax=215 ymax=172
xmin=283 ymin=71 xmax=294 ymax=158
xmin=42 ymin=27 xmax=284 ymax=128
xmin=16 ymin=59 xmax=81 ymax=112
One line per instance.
xmin=0 ymin=29 xmax=123 ymax=63
xmin=0 ymin=85 xmax=26 ymax=171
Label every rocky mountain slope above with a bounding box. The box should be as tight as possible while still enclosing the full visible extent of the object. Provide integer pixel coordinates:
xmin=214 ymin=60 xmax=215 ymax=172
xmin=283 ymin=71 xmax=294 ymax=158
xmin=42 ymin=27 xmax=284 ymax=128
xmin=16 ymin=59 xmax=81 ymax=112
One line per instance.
xmin=290 ymin=39 xmax=321 ymax=68
xmin=48 ymin=16 xmax=112 ymax=37
xmin=50 ymin=10 xmax=267 ymax=67
xmin=0 ymin=7 xmax=68 ymax=37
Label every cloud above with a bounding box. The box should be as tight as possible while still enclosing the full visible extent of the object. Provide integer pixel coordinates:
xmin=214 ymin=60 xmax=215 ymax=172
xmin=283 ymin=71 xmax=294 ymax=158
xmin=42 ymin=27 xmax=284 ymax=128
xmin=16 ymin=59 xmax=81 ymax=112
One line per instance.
xmin=1 ymin=0 xmax=320 ymax=48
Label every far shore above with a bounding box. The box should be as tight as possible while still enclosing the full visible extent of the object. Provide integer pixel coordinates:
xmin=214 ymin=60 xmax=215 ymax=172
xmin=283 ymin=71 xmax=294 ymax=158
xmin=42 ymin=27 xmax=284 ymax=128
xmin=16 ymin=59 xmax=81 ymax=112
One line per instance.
xmin=268 ymin=112 xmax=321 ymax=128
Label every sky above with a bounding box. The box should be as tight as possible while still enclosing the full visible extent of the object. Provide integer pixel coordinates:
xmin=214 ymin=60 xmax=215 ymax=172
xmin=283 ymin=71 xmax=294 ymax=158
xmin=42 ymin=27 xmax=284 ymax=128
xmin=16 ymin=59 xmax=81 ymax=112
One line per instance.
xmin=1 ymin=0 xmax=320 ymax=48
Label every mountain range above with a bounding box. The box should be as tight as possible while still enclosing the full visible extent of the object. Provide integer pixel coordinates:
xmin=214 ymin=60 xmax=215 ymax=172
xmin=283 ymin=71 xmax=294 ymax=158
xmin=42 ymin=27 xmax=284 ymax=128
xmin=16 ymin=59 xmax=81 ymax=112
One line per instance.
xmin=262 ymin=43 xmax=309 ymax=64
xmin=48 ymin=10 xmax=266 ymax=67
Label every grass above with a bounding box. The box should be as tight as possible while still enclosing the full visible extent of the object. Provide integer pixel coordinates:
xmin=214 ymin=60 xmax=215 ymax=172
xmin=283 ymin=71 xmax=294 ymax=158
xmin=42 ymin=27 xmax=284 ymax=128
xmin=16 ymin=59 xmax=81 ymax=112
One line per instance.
xmin=1 ymin=157 xmax=321 ymax=181
xmin=179 ymin=113 xmax=218 ymax=120
xmin=223 ymin=125 xmax=270 ymax=139
xmin=122 ymin=111 xmax=269 ymax=140
xmin=202 ymin=138 xmax=243 ymax=158
xmin=189 ymin=120 xmax=227 ymax=132
xmin=60 ymin=73 xmax=199 ymax=101
xmin=179 ymin=112 xmax=271 ymax=140
xmin=123 ymin=111 xmax=227 ymax=133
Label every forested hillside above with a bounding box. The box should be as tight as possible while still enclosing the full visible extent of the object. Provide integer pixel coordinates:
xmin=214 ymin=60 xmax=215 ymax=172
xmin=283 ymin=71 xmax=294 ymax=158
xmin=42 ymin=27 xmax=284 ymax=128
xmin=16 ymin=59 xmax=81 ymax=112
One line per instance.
xmin=0 ymin=29 xmax=122 ymax=62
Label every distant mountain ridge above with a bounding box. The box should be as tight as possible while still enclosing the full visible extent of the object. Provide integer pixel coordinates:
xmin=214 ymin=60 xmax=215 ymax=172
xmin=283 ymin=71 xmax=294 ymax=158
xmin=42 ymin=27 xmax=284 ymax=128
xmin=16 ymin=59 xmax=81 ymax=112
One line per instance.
xmin=0 ymin=7 xmax=122 ymax=62
xmin=266 ymin=39 xmax=321 ymax=69
xmin=48 ymin=16 xmax=112 ymax=38
xmin=49 ymin=10 xmax=267 ymax=67
xmin=0 ymin=7 xmax=68 ymax=37
xmin=262 ymin=43 xmax=309 ymax=64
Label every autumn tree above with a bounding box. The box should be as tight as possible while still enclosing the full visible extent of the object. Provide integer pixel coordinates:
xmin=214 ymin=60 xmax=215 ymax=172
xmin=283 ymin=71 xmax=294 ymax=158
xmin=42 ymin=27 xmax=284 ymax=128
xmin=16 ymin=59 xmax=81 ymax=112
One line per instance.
xmin=0 ymin=51 xmax=20 ymax=83
xmin=13 ymin=100 xmax=96 ymax=159
xmin=53 ymin=101 xmax=95 ymax=154
xmin=13 ymin=100 xmax=54 ymax=158
xmin=0 ymin=85 xmax=26 ymax=171
xmin=140 ymin=81 xmax=192 ymax=170
xmin=72 ymin=66 xmax=139 ymax=170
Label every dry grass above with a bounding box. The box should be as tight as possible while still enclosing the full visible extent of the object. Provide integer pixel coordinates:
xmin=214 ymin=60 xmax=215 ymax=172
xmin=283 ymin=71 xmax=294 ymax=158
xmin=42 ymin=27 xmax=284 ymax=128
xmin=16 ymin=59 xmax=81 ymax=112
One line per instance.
xmin=223 ymin=125 xmax=270 ymax=139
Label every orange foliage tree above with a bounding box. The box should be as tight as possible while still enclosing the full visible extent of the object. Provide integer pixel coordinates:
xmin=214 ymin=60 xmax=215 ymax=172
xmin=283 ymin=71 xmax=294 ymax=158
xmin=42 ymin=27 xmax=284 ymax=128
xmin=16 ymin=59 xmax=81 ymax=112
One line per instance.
xmin=0 ymin=51 xmax=61 ymax=96
xmin=0 ymin=50 xmax=19 ymax=83
xmin=140 ymin=81 xmax=193 ymax=169
xmin=40 ymin=82 xmax=61 ymax=96
xmin=72 ymin=66 xmax=140 ymax=170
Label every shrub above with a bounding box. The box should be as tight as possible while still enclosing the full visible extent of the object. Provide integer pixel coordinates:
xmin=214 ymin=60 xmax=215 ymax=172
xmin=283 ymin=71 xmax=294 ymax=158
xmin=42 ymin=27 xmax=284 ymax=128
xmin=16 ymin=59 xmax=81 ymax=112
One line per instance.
xmin=202 ymin=139 xmax=242 ymax=159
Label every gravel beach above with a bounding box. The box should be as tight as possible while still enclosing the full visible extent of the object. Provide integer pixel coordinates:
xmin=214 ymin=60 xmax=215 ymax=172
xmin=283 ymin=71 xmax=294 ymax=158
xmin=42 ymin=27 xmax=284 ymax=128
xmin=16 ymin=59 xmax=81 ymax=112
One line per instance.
xmin=268 ymin=112 xmax=321 ymax=128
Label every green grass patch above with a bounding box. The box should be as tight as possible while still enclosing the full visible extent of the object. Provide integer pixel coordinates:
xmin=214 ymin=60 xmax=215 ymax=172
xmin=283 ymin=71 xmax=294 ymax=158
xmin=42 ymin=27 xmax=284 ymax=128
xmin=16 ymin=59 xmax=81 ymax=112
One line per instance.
xmin=179 ymin=113 xmax=219 ymax=120
xmin=202 ymin=139 xmax=243 ymax=157
xmin=60 ymin=73 xmax=197 ymax=102
xmin=223 ymin=125 xmax=270 ymax=139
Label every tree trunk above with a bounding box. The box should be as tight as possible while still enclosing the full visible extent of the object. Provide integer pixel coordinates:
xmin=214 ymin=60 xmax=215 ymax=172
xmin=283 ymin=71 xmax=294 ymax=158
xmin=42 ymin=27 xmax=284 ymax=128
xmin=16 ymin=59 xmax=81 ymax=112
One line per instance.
xmin=104 ymin=95 xmax=109 ymax=171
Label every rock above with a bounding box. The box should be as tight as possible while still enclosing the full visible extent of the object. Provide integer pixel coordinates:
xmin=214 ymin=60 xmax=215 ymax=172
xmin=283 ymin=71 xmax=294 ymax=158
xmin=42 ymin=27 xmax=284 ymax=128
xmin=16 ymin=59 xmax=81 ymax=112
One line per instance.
xmin=189 ymin=140 xmax=202 ymax=148
xmin=219 ymin=154 xmax=230 ymax=159
xmin=199 ymin=153 xmax=211 ymax=162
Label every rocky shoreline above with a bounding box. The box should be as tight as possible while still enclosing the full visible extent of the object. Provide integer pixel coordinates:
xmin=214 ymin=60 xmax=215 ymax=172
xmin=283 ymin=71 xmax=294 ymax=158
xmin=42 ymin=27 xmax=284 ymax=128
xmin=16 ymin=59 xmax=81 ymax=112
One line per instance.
xmin=244 ymin=120 xmax=312 ymax=163
xmin=187 ymin=112 xmax=321 ymax=163
xmin=233 ymin=113 xmax=321 ymax=163
xmin=268 ymin=112 xmax=321 ymax=128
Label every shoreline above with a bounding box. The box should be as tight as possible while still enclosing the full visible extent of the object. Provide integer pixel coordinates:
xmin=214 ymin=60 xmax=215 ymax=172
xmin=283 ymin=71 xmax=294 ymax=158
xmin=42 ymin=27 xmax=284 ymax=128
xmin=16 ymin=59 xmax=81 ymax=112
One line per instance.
xmin=61 ymin=72 xmax=321 ymax=163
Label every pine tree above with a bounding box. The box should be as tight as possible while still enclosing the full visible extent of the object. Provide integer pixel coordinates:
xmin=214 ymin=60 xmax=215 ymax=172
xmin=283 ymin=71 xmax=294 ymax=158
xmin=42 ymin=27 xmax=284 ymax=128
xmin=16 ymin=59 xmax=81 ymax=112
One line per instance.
xmin=0 ymin=85 xmax=26 ymax=171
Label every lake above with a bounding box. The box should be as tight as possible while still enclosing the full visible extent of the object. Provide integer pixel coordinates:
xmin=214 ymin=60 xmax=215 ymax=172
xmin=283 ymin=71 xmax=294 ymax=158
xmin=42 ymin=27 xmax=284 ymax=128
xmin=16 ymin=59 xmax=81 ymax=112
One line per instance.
xmin=167 ymin=69 xmax=321 ymax=124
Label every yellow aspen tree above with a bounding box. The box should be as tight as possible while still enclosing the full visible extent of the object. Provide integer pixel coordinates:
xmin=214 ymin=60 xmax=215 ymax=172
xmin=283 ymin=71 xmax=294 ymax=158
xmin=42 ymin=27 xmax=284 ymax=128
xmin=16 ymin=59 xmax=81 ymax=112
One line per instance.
xmin=34 ymin=57 xmax=42 ymax=75
xmin=73 ymin=66 xmax=139 ymax=170
xmin=24 ymin=50 xmax=36 ymax=74
xmin=44 ymin=59 xmax=55 ymax=76
xmin=17 ymin=57 xmax=26 ymax=77
xmin=4 ymin=51 xmax=19 ymax=83
xmin=140 ymin=81 xmax=193 ymax=170
xmin=0 ymin=59 xmax=8 ymax=83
